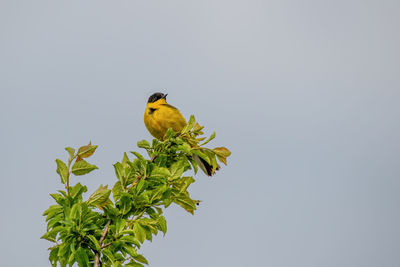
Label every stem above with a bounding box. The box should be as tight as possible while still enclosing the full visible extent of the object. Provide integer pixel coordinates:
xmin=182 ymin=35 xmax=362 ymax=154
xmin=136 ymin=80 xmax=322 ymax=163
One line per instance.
xmin=128 ymin=177 xmax=140 ymax=191
xmin=127 ymin=210 xmax=145 ymax=227
xmin=99 ymin=209 xmax=146 ymax=253
xmin=150 ymin=155 xmax=158 ymax=162
xmin=94 ymin=253 xmax=100 ymax=267
xmin=66 ymin=160 xmax=71 ymax=196
xmin=101 ymin=242 xmax=112 ymax=249
xmin=94 ymin=220 xmax=111 ymax=267
xmin=66 ymin=154 xmax=78 ymax=196
xmin=128 ymin=171 xmax=147 ymax=191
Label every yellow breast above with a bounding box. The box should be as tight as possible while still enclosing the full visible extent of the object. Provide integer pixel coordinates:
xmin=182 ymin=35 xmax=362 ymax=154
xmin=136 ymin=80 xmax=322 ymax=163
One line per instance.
xmin=144 ymin=99 xmax=187 ymax=140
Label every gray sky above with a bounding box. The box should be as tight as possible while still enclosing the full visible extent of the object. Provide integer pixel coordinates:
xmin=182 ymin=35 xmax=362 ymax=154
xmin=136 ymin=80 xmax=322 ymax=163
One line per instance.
xmin=1 ymin=0 xmax=400 ymax=266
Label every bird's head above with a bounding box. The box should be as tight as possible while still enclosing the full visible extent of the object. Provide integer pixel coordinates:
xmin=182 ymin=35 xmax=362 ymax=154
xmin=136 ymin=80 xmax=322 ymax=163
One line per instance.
xmin=148 ymin=92 xmax=168 ymax=103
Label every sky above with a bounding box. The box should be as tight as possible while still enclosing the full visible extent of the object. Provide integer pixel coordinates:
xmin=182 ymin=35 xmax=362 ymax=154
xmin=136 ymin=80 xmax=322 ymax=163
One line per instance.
xmin=1 ymin=0 xmax=400 ymax=266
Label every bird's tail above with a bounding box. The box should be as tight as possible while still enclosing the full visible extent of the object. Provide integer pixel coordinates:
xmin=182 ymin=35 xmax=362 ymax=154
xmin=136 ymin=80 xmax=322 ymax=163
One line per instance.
xmin=193 ymin=154 xmax=219 ymax=176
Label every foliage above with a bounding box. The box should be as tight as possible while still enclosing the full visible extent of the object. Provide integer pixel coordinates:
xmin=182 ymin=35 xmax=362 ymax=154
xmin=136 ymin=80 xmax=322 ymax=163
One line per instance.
xmin=42 ymin=116 xmax=231 ymax=267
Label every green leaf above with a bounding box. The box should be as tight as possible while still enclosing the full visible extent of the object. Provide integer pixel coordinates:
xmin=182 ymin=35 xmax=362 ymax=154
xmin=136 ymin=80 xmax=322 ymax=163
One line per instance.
xmin=113 ymin=162 xmax=124 ymax=185
xmin=189 ymin=157 xmax=198 ymax=174
xmin=137 ymin=140 xmax=150 ymax=149
xmin=49 ymin=248 xmax=60 ymax=266
xmin=120 ymin=235 xmax=141 ymax=247
xmin=122 ymin=152 xmax=130 ymax=167
xmin=173 ymin=194 xmax=197 ymax=214
xmin=150 ymin=185 xmax=167 ymax=203
xmin=57 ymin=242 xmax=70 ymax=257
xmin=126 ymin=262 xmax=144 ymax=267
xmin=119 ymin=229 xmax=135 ymax=235
xmin=75 ymin=247 xmax=89 ymax=267
xmin=70 ymin=183 xmax=87 ymax=199
xmin=213 ymin=147 xmax=231 ymax=165
xmin=200 ymin=132 xmax=216 ymax=146
xmin=176 ymin=143 xmax=191 ymax=154
xmin=133 ymin=223 xmax=146 ymax=243
xmin=150 ymin=166 xmax=171 ymax=179
xmin=55 ymin=159 xmax=68 ymax=184
xmin=173 ymin=176 xmax=195 ymax=193
xmin=41 ymin=232 xmax=57 ymax=242
xmin=169 ymin=160 xmax=186 ymax=180
xmin=77 ymin=142 xmax=98 ymax=159
xmin=145 ymin=207 xmax=157 ymax=217
xmin=144 ymin=226 xmax=153 ymax=241
xmin=69 ymin=203 xmax=81 ymax=219
xmin=187 ymin=114 xmax=195 ymax=128
xmin=193 ymin=122 xmax=204 ymax=132
xmin=70 ymin=242 xmax=76 ymax=255
xmin=213 ymin=147 xmax=231 ymax=158
xmin=120 ymin=195 xmax=132 ymax=215
xmin=102 ymin=248 xmax=115 ymax=262
xmin=155 ymin=207 xmax=163 ymax=215
xmin=135 ymin=180 xmax=146 ymax=195
xmin=163 ymin=196 xmax=173 ymax=208
xmin=157 ymin=216 xmax=167 ymax=235
xmin=49 ymin=193 xmax=65 ymax=206
xmin=46 ymin=214 xmax=63 ymax=231
xmin=43 ymin=205 xmax=60 ymax=217
xmin=204 ymin=150 xmax=218 ymax=170
xmin=133 ymin=254 xmax=148 ymax=265
xmin=181 ymin=115 xmax=195 ymax=134
xmin=67 ymin=252 xmax=76 ymax=266
xmin=42 ymin=226 xmax=64 ymax=242
xmin=86 ymin=185 xmax=111 ymax=207
xmin=43 ymin=204 xmax=63 ymax=221
xmin=124 ymin=245 xmax=138 ymax=257
xmin=216 ymin=154 xmax=226 ymax=165
xmin=57 ymin=189 xmax=67 ymax=197
xmin=71 ymin=160 xmax=98 ymax=176
xmin=65 ymin=147 xmax=75 ymax=160
xmin=136 ymin=191 xmax=150 ymax=206
xmin=114 ymin=218 xmax=127 ymax=234
xmin=104 ymin=205 xmax=119 ymax=218
xmin=192 ymin=150 xmax=211 ymax=165
xmin=112 ymin=181 xmax=123 ymax=202
xmin=165 ymin=128 xmax=176 ymax=139
xmin=87 ymin=235 xmax=100 ymax=251
xmin=49 ymin=246 xmax=59 ymax=267
xmin=130 ymin=151 xmax=145 ymax=161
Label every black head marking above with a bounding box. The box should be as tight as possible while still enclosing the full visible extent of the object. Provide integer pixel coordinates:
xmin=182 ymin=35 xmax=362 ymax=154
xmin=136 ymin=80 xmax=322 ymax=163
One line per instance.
xmin=148 ymin=108 xmax=156 ymax=114
xmin=148 ymin=92 xmax=168 ymax=103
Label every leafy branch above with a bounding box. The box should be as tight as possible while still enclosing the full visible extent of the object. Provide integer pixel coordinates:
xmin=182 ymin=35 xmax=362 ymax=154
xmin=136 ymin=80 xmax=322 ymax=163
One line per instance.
xmin=42 ymin=116 xmax=231 ymax=267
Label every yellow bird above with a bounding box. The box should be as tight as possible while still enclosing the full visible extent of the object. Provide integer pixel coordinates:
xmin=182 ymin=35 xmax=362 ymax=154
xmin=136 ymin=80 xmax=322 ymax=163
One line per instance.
xmin=144 ymin=92 xmax=216 ymax=176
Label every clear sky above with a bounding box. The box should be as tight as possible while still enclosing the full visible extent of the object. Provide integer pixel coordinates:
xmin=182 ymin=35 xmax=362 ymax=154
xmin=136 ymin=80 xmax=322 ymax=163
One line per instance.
xmin=1 ymin=0 xmax=400 ymax=266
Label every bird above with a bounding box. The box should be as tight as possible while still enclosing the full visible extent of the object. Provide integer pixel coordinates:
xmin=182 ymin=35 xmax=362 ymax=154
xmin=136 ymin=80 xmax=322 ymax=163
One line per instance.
xmin=144 ymin=92 xmax=216 ymax=176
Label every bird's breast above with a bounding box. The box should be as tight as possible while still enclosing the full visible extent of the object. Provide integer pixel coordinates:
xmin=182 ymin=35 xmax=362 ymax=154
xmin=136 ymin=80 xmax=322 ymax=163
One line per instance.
xmin=144 ymin=103 xmax=187 ymax=140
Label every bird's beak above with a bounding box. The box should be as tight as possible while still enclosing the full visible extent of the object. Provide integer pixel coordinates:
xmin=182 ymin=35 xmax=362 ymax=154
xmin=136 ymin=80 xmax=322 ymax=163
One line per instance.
xmin=163 ymin=94 xmax=168 ymax=99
